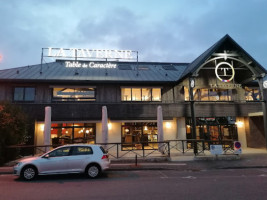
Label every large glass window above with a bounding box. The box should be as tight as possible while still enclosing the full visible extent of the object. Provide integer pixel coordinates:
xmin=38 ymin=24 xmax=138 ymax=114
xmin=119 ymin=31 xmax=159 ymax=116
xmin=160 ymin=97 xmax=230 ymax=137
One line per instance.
xmin=186 ymin=117 xmax=238 ymax=141
xmin=121 ymin=88 xmax=161 ymax=102
xmin=121 ymin=122 xmax=158 ymax=150
xmin=14 ymin=87 xmax=35 ymax=102
xmin=52 ymin=87 xmax=96 ymax=101
xmin=51 ymin=123 xmax=96 ymax=145
xmin=245 ymin=87 xmax=260 ymax=101
xmin=184 ymin=87 xmax=232 ymax=101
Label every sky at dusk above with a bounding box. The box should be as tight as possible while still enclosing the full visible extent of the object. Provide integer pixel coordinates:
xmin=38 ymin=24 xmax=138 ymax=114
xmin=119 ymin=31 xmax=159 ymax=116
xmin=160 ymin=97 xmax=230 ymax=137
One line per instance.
xmin=0 ymin=0 xmax=266 ymax=70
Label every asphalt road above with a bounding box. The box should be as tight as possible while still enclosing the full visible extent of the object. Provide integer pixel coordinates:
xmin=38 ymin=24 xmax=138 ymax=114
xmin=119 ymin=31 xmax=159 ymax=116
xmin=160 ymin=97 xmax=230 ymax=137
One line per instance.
xmin=1 ymin=168 xmax=267 ymax=200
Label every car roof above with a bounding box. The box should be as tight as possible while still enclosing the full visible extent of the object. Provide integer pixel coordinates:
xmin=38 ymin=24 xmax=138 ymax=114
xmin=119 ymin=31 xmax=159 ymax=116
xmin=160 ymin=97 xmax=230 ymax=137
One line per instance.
xmin=60 ymin=144 xmax=101 ymax=147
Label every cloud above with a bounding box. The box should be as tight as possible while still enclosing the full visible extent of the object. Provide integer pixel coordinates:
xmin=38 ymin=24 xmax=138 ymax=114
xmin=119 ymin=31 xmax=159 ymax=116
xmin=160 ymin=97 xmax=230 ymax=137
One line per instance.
xmin=0 ymin=0 xmax=266 ymax=70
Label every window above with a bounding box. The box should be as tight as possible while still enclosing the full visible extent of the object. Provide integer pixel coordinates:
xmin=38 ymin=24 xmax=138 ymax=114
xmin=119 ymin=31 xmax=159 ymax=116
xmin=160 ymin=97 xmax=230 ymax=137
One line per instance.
xmin=51 ymin=123 xmax=96 ymax=145
xmin=72 ymin=146 xmax=93 ymax=155
xmin=52 ymin=87 xmax=96 ymax=101
xmin=49 ymin=147 xmax=71 ymax=157
xmin=121 ymin=88 xmax=161 ymax=102
xmin=152 ymin=88 xmax=161 ymax=101
xmin=245 ymin=87 xmax=260 ymax=101
xmin=186 ymin=117 xmax=238 ymax=141
xmin=142 ymin=88 xmax=151 ymax=101
xmin=14 ymin=87 xmax=35 ymax=102
xmin=121 ymin=122 xmax=158 ymax=150
xmin=121 ymin=88 xmax=131 ymax=101
xmin=184 ymin=87 xmax=232 ymax=101
xmin=132 ymin=88 xmax=141 ymax=101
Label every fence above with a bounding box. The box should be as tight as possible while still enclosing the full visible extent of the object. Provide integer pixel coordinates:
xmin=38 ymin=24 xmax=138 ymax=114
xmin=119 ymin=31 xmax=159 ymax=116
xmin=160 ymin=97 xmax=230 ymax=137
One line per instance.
xmin=167 ymin=139 xmax=235 ymax=154
xmin=6 ymin=140 xmax=235 ymax=161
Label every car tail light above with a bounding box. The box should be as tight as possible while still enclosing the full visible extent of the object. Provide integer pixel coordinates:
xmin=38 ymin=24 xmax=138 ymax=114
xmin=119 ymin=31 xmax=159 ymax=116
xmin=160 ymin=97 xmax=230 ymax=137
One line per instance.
xmin=101 ymin=155 xmax=109 ymax=159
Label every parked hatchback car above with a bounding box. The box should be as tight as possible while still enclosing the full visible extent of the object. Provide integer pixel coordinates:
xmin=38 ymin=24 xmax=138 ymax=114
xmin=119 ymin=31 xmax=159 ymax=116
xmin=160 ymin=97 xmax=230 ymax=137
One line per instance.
xmin=14 ymin=144 xmax=110 ymax=180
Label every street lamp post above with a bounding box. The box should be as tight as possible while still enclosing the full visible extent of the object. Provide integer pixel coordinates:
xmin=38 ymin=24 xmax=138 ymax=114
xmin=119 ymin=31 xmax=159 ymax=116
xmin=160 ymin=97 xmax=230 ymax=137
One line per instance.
xmin=189 ymin=77 xmax=198 ymax=155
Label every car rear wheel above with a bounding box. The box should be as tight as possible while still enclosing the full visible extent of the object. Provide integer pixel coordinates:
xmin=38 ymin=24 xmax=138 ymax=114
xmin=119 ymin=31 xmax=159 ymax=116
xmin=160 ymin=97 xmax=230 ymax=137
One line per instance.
xmin=21 ymin=166 xmax=37 ymax=181
xmin=86 ymin=164 xmax=101 ymax=178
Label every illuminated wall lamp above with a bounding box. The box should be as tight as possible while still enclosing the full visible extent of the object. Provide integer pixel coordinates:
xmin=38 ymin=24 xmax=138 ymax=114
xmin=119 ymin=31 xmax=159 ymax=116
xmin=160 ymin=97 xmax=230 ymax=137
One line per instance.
xmin=108 ymin=123 xmax=112 ymax=130
xmin=235 ymin=121 xmax=244 ymax=128
xmin=165 ymin=122 xmax=172 ymax=129
xmin=40 ymin=124 xmax=45 ymax=131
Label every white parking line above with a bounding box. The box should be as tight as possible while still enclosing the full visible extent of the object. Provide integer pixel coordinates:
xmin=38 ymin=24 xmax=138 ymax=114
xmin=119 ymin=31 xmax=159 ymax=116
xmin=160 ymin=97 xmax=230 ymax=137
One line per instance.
xmin=158 ymin=171 xmax=168 ymax=179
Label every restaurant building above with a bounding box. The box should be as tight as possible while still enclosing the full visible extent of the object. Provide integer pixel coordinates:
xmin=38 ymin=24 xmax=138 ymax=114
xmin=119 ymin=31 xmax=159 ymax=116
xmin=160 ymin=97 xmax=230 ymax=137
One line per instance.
xmin=0 ymin=34 xmax=267 ymax=149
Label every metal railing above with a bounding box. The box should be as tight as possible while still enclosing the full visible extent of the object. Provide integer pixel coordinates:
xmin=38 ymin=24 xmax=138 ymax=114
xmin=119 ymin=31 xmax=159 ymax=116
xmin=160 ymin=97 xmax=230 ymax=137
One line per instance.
xmin=6 ymin=140 xmax=235 ymax=162
xmin=95 ymin=141 xmax=170 ymax=159
xmin=167 ymin=139 xmax=235 ymax=155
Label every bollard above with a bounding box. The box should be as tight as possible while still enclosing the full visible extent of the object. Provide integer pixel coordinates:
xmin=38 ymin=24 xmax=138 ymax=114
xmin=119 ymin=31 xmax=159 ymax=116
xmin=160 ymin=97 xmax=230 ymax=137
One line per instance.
xmin=135 ymin=154 xmax=137 ymax=166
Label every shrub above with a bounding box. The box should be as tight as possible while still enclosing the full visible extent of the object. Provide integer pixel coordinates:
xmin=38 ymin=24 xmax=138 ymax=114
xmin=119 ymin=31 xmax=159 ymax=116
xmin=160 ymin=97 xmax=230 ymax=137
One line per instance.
xmin=0 ymin=102 xmax=30 ymax=165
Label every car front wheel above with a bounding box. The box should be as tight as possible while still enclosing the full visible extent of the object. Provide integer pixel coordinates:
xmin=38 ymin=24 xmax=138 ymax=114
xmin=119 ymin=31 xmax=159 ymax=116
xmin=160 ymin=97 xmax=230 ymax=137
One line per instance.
xmin=21 ymin=166 xmax=37 ymax=181
xmin=86 ymin=164 xmax=101 ymax=178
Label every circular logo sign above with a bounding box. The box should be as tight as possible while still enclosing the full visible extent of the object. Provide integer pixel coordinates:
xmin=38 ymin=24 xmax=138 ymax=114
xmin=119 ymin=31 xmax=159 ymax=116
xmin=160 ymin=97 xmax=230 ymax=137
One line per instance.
xmin=215 ymin=62 xmax=235 ymax=83
xmin=263 ymin=80 xmax=267 ymax=89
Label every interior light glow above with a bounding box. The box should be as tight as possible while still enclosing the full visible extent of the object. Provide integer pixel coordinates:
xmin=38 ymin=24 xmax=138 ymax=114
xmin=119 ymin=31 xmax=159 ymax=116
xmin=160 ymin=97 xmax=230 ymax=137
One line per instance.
xmin=40 ymin=124 xmax=45 ymax=131
xmin=108 ymin=123 xmax=112 ymax=130
xmin=165 ymin=122 xmax=172 ymax=129
xmin=235 ymin=121 xmax=244 ymax=128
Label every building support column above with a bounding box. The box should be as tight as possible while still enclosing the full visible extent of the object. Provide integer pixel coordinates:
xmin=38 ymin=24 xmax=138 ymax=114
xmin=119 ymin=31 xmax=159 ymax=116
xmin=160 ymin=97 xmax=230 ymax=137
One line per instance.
xmin=44 ymin=106 xmax=51 ymax=152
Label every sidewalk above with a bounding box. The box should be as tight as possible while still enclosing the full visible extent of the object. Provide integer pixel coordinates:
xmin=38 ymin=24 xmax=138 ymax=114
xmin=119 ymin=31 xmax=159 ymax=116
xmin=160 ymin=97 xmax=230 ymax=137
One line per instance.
xmin=1 ymin=148 xmax=267 ymax=174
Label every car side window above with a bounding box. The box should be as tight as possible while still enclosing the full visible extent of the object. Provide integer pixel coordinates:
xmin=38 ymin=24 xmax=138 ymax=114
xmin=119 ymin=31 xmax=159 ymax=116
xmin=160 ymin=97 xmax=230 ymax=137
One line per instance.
xmin=72 ymin=146 xmax=93 ymax=156
xmin=49 ymin=147 xmax=71 ymax=157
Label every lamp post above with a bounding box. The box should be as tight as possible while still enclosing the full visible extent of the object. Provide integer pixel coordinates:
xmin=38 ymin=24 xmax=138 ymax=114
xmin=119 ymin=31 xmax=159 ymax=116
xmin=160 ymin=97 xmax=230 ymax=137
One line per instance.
xmin=189 ymin=77 xmax=198 ymax=155
xmin=258 ymin=78 xmax=267 ymax=149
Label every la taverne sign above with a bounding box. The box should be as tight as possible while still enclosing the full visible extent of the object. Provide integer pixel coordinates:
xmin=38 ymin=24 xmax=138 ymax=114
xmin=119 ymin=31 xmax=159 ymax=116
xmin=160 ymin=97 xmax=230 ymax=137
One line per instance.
xmin=45 ymin=48 xmax=136 ymax=60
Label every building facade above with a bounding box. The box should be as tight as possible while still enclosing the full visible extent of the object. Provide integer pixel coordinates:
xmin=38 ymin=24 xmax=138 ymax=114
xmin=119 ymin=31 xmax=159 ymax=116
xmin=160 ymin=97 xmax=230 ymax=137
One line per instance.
xmin=0 ymin=35 xmax=267 ymax=149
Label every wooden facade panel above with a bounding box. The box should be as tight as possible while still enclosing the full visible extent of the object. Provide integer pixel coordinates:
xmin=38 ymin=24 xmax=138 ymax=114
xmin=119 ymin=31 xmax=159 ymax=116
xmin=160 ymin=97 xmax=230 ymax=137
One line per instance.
xmin=16 ymin=102 xmax=263 ymax=122
xmin=161 ymin=86 xmax=174 ymax=103
xmin=35 ymin=84 xmax=51 ymax=103
xmin=194 ymin=103 xmax=263 ymax=117
xmin=246 ymin=116 xmax=266 ymax=148
xmin=97 ymin=85 xmax=118 ymax=103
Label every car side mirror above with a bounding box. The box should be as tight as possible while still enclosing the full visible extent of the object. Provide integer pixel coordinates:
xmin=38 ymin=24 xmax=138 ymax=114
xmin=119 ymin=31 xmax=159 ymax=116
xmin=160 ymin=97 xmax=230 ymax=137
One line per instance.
xmin=43 ymin=154 xmax=50 ymax=159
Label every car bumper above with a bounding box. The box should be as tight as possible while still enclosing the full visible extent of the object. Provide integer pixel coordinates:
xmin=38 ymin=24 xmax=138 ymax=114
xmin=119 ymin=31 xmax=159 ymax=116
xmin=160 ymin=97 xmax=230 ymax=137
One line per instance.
xmin=13 ymin=166 xmax=21 ymax=176
xmin=101 ymin=159 xmax=110 ymax=171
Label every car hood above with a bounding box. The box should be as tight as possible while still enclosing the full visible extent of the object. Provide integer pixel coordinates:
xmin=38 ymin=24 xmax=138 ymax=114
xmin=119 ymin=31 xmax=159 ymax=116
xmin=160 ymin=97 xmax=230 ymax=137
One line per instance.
xmin=19 ymin=156 xmax=41 ymax=163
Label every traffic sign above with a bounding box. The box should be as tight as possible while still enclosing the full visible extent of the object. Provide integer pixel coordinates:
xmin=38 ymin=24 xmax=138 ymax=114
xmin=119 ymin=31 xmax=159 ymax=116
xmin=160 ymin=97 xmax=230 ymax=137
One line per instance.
xmin=234 ymin=141 xmax=242 ymax=154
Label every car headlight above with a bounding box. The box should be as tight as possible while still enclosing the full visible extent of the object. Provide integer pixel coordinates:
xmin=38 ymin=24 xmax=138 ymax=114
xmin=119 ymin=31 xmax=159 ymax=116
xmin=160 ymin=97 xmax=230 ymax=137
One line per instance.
xmin=15 ymin=162 xmax=22 ymax=167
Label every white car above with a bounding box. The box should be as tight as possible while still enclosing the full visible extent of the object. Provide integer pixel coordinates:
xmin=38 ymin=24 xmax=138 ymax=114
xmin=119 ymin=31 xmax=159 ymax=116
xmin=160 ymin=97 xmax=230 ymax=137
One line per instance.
xmin=14 ymin=144 xmax=110 ymax=180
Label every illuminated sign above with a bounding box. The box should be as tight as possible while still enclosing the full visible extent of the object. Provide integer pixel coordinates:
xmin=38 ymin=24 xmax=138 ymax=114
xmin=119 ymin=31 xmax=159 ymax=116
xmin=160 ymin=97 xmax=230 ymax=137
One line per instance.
xmin=65 ymin=61 xmax=117 ymax=69
xmin=210 ymin=84 xmax=242 ymax=88
xmin=46 ymin=48 xmax=135 ymax=60
xmin=215 ymin=62 xmax=235 ymax=82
